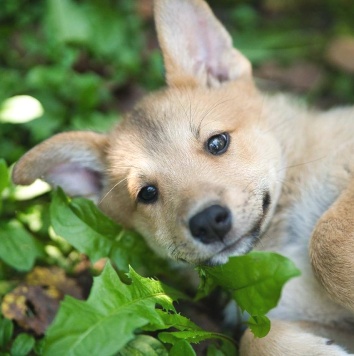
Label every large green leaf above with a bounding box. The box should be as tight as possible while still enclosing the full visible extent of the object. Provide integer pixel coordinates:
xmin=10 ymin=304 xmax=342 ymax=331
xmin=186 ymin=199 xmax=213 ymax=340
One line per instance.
xmin=50 ymin=189 xmax=169 ymax=273
xmin=0 ymin=220 xmax=43 ymax=271
xmin=199 ymin=252 xmax=300 ymax=337
xmin=50 ymin=189 xmax=122 ymax=262
xmin=43 ymin=262 xmax=195 ymax=356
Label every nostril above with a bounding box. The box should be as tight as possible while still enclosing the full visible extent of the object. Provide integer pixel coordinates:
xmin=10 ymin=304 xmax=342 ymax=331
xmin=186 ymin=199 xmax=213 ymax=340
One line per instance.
xmin=215 ymin=210 xmax=228 ymax=224
xmin=189 ymin=205 xmax=232 ymax=244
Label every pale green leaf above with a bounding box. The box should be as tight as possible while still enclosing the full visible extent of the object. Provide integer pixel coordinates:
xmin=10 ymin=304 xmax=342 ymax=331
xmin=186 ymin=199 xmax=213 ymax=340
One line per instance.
xmin=13 ymin=179 xmax=51 ymax=201
xmin=0 ymin=95 xmax=43 ymax=123
xmin=47 ymin=0 xmax=90 ymax=44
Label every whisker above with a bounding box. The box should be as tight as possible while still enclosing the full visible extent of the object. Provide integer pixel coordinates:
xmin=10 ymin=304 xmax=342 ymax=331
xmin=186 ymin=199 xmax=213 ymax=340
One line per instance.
xmin=98 ymin=177 xmax=128 ymax=205
xmin=277 ymin=156 xmax=326 ymax=173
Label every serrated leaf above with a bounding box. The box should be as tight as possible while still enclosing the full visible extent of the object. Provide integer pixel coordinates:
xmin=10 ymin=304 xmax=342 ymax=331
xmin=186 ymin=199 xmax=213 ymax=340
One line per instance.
xmin=152 ymin=310 xmax=198 ymax=333
xmin=43 ymin=262 xmax=195 ymax=356
xmin=169 ymin=340 xmax=196 ymax=356
xmin=0 ymin=221 xmax=43 ymax=271
xmin=117 ymin=335 xmax=168 ymax=356
xmin=10 ymin=333 xmax=35 ymax=356
xmin=158 ymin=331 xmax=236 ymax=355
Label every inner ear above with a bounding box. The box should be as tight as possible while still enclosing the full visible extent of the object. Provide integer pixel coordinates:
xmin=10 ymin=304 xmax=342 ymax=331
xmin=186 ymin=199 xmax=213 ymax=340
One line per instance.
xmin=154 ymin=0 xmax=252 ymax=87
xmin=47 ymin=162 xmax=104 ymax=200
xmin=12 ymin=131 xmax=108 ymax=202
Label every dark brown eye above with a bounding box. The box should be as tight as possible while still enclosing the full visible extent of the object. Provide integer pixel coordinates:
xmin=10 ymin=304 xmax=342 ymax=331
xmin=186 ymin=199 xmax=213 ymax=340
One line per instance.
xmin=206 ymin=133 xmax=230 ymax=155
xmin=138 ymin=185 xmax=158 ymax=204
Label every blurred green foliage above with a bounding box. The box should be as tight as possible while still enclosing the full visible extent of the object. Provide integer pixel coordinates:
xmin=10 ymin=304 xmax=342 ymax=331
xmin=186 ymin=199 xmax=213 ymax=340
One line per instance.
xmin=0 ymin=0 xmax=163 ymax=163
xmin=1 ymin=0 xmax=354 ymax=164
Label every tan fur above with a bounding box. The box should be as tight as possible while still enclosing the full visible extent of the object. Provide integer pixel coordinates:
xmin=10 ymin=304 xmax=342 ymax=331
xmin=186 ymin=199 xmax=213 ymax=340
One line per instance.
xmin=310 ymin=172 xmax=354 ymax=313
xmin=12 ymin=0 xmax=354 ymax=354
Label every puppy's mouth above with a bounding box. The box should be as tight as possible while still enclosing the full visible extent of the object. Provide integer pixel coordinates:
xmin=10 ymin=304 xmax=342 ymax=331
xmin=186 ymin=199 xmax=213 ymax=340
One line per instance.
xmin=203 ymin=219 xmax=262 ymax=266
xmin=201 ymin=191 xmax=271 ymax=266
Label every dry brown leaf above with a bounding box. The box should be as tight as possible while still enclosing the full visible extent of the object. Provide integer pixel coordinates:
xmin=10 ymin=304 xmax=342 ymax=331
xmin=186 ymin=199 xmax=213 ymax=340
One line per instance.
xmin=1 ymin=267 xmax=83 ymax=335
xmin=2 ymin=285 xmax=58 ymax=335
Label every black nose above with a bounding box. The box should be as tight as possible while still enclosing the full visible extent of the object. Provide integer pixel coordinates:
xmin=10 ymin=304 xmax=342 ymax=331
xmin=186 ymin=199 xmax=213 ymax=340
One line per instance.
xmin=189 ymin=205 xmax=232 ymax=244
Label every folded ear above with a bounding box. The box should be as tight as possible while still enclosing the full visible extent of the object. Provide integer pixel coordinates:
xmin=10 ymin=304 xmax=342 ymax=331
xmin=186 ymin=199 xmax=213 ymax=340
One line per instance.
xmin=154 ymin=0 xmax=252 ymax=88
xmin=12 ymin=132 xmax=108 ymax=202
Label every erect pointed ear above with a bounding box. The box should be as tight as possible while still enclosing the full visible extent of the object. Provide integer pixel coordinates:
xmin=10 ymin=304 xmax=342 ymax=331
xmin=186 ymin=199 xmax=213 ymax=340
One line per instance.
xmin=154 ymin=0 xmax=252 ymax=88
xmin=12 ymin=132 xmax=108 ymax=202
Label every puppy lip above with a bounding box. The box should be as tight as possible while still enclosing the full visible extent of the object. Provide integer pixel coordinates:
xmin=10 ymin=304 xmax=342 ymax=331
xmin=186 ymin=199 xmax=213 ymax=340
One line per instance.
xmin=205 ymin=215 xmax=264 ymax=263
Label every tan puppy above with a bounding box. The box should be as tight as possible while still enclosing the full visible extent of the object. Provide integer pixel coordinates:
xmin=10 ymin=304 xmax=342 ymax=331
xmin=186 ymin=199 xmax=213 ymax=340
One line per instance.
xmin=12 ymin=0 xmax=354 ymax=354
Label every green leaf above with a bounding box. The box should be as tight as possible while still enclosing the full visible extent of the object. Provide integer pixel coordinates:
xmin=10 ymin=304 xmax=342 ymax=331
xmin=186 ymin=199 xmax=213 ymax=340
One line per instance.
xmin=47 ymin=0 xmax=90 ymax=44
xmin=50 ymin=189 xmax=122 ymax=263
xmin=158 ymin=331 xmax=236 ymax=355
xmin=0 ymin=317 xmax=13 ymax=349
xmin=248 ymin=316 xmax=271 ymax=338
xmin=0 ymin=220 xmax=43 ymax=271
xmin=199 ymin=252 xmax=300 ymax=337
xmin=117 ymin=335 xmax=168 ymax=356
xmin=169 ymin=340 xmax=196 ymax=356
xmin=0 ymin=159 xmax=9 ymax=195
xmin=50 ymin=189 xmax=169 ymax=273
xmin=200 ymin=252 xmax=300 ymax=315
xmin=10 ymin=333 xmax=35 ymax=356
xmin=43 ymin=262 xmax=195 ymax=356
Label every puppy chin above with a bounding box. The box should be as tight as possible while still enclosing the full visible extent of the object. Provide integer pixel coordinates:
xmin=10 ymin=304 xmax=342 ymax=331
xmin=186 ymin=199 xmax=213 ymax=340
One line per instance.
xmin=203 ymin=235 xmax=256 ymax=266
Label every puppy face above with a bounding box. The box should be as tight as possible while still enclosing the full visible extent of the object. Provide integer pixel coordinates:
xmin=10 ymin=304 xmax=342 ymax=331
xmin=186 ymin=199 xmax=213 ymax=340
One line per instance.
xmin=12 ymin=0 xmax=285 ymax=265
xmin=100 ymin=84 xmax=284 ymax=264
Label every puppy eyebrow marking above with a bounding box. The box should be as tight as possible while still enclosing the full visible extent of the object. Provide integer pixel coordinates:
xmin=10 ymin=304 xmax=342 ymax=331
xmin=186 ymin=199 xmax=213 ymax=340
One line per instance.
xmin=128 ymin=107 xmax=169 ymax=153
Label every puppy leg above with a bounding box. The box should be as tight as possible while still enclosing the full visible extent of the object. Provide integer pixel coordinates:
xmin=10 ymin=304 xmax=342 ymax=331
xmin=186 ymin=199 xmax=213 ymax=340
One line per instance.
xmin=239 ymin=320 xmax=352 ymax=356
xmin=310 ymin=178 xmax=354 ymax=313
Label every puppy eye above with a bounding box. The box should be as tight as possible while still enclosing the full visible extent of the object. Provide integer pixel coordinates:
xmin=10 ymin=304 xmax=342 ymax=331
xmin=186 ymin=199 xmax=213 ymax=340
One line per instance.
xmin=206 ymin=133 xmax=230 ymax=155
xmin=138 ymin=185 xmax=158 ymax=204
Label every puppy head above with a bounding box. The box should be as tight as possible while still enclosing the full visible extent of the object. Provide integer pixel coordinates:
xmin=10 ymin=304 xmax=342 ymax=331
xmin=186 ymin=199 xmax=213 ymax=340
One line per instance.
xmin=13 ymin=0 xmax=285 ymax=265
